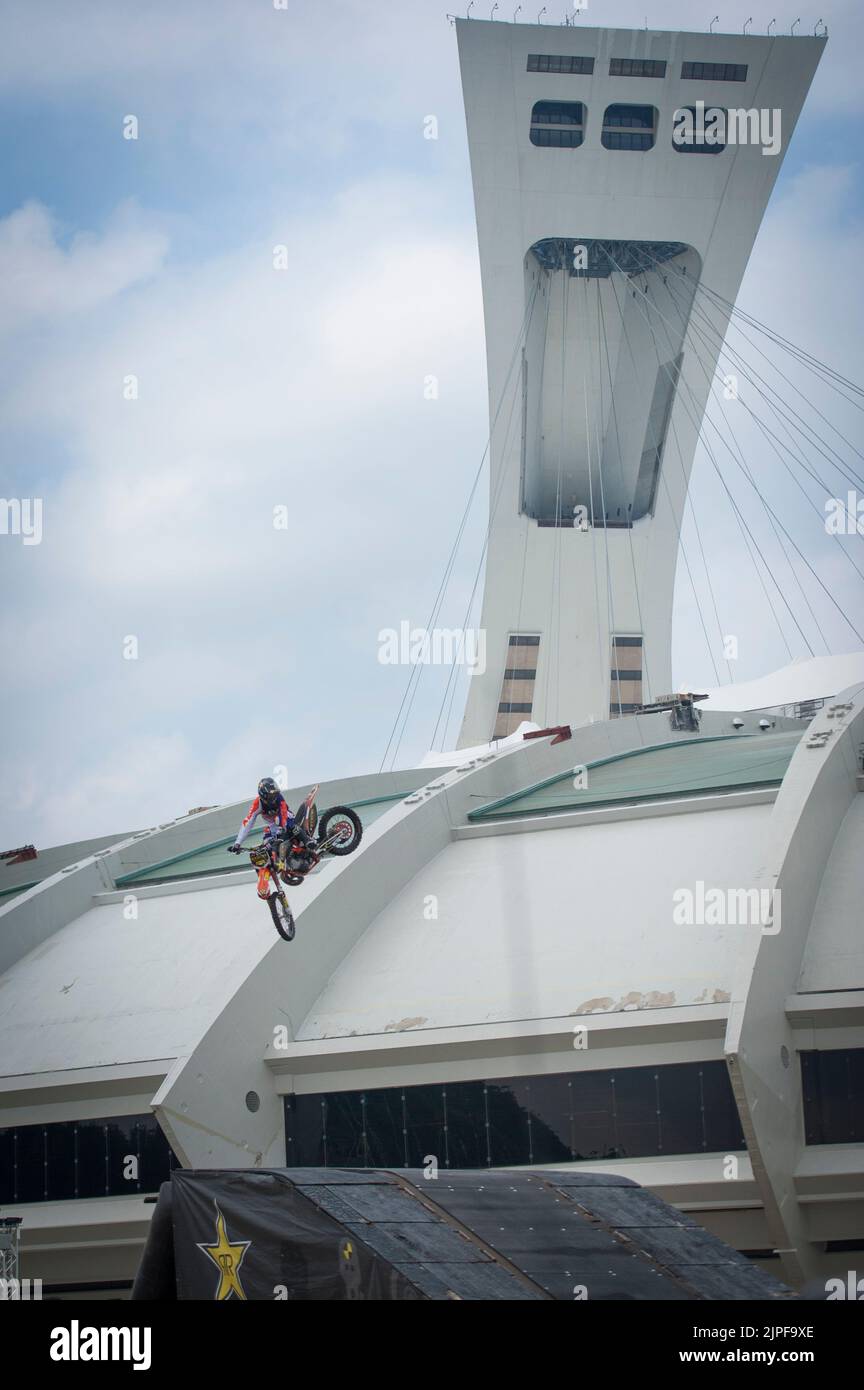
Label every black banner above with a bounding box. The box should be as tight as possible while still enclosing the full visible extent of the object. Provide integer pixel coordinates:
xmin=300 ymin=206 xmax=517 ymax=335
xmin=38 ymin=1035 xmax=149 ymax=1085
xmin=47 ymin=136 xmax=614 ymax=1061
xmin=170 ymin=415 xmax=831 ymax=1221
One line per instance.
xmin=170 ymin=1170 xmax=423 ymax=1302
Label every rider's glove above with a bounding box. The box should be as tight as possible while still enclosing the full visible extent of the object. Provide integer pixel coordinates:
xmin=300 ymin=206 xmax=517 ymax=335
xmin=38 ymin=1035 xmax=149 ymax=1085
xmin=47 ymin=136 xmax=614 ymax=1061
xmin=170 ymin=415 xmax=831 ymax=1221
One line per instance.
xmin=227 ymin=844 xmax=241 ymax=854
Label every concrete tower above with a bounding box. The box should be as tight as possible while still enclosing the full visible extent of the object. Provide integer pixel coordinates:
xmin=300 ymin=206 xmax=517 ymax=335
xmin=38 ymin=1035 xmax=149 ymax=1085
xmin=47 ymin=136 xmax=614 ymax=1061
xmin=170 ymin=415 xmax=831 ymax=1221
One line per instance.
xmin=456 ymin=20 xmax=825 ymax=746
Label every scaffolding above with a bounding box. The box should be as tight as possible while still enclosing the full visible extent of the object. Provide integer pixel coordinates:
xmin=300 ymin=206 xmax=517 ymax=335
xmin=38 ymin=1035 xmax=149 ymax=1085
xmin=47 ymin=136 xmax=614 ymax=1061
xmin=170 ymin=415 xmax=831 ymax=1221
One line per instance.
xmin=0 ymin=1218 xmax=22 ymax=1297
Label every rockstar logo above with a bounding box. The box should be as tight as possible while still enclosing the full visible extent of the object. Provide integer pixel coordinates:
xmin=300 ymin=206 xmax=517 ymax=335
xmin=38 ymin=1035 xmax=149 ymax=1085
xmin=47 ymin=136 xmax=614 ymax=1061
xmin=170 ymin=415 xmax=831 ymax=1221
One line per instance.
xmin=197 ymin=1206 xmax=251 ymax=1300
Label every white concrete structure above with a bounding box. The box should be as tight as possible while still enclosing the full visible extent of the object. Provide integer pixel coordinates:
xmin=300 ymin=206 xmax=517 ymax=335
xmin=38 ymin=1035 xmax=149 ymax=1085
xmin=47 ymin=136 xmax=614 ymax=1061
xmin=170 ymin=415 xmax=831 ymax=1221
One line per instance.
xmin=2 ymin=24 xmax=860 ymax=1303
xmin=454 ymin=21 xmax=826 ymax=744
xmin=2 ymin=678 xmax=863 ymax=1294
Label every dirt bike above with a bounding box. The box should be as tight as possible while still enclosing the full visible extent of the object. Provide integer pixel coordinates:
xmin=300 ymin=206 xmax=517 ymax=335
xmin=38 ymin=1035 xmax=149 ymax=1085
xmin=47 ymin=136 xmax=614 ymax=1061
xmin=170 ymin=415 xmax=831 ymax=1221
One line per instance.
xmin=230 ymin=786 xmax=362 ymax=941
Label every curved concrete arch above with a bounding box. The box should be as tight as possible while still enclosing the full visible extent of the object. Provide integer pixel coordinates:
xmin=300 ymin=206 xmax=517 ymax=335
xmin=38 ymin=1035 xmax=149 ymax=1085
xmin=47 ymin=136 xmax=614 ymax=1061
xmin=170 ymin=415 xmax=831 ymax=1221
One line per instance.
xmin=725 ymin=685 xmax=864 ymax=1285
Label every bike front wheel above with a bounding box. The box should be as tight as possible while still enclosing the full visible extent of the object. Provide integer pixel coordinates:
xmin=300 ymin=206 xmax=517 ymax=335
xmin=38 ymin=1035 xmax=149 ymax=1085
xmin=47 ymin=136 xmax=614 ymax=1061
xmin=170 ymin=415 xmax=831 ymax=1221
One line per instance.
xmin=268 ymin=892 xmax=295 ymax=941
xmin=317 ymin=806 xmax=362 ymax=857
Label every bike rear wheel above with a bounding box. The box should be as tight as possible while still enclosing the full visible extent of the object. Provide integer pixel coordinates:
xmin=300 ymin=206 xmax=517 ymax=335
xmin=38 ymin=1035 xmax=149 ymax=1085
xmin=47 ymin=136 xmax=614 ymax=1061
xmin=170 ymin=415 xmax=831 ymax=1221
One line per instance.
xmin=317 ymin=806 xmax=362 ymax=856
xmin=268 ymin=892 xmax=295 ymax=941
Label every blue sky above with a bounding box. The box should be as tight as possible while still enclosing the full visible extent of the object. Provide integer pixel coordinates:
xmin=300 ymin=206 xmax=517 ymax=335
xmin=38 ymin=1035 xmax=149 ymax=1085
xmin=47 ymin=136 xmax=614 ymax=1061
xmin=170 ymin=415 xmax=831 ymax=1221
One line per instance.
xmin=0 ymin=0 xmax=862 ymax=847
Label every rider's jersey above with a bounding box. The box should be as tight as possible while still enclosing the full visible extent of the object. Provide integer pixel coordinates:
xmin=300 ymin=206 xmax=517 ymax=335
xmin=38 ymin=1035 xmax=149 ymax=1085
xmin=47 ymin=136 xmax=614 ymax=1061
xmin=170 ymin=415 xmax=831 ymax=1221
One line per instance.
xmin=233 ymin=795 xmax=293 ymax=847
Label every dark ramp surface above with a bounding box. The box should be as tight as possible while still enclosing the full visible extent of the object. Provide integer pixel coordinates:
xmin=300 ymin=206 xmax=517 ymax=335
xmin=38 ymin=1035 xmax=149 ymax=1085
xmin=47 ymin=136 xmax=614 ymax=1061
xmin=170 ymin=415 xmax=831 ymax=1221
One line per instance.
xmin=134 ymin=1167 xmax=795 ymax=1301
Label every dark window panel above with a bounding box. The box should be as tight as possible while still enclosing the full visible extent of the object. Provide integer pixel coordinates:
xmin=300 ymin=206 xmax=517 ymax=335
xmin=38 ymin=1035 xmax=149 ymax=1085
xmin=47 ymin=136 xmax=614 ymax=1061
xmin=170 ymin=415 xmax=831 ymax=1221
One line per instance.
xmin=531 ymin=100 xmax=584 ymax=126
xmin=571 ymin=1071 xmax=618 ymax=1160
xmin=603 ymin=104 xmax=656 ymax=129
xmin=610 ymin=57 xmax=667 ymax=78
xmin=15 ymin=1125 xmax=46 ymax=1203
xmin=285 ymin=1094 xmax=326 ymax=1167
xmin=657 ymin=1064 xmax=705 ymax=1154
xmin=801 ymin=1049 xmax=864 ymax=1145
xmin=46 ymin=1122 xmax=76 ymax=1201
xmin=503 ymin=668 xmax=537 ymax=680
xmin=673 ymin=105 xmax=727 ymax=154
xmin=0 ymin=1128 xmax=15 ymax=1203
xmin=602 ymin=131 xmax=655 ymax=151
xmin=612 ymin=1068 xmax=661 ymax=1158
xmin=107 ymin=1115 xmax=141 ymax=1195
xmin=322 ymin=1092 xmax=366 ymax=1167
xmin=404 ymin=1085 xmax=446 ymax=1169
xmin=443 ymin=1082 xmax=488 ymax=1168
xmin=700 ymin=1062 xmax=746 ymax=1151
xmin=527 ymin=54 xmax=595 ymax=75
xmin=530 ymin=128 xmax=584 ymax=149
xmin=136 ymin=1115 xmax=174 ymax=1193
xmin=509 ymin=634 xmax=541 ymax=646
xmin=499 ymin=702 xmax=534 ymax=713
xmin=613 ymin=636 xmax=644 ymax=647
xmin=525 ymin=1075 xmax=573 ymax=1163
xmin=681 ymin=61 xmax=747 ymax=81
xmin=611 ymin=668 xmax=644 ymax=680
xmin=486 ymin=1079 xmax=531 ymax=1166
xmin=76 ymin=1120 xmax=109 ymax=1199
xmin=363 ymin=1088 xmax=406 ymax=1168
xmin=849 ymin=1050 xmax=864 ymax=1143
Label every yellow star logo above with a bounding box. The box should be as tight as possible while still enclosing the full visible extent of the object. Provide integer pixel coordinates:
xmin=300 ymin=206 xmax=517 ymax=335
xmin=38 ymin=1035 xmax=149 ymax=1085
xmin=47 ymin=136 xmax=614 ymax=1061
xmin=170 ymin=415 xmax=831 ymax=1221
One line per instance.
xmin=197 ymin=1206 xmax=251 ymax=1301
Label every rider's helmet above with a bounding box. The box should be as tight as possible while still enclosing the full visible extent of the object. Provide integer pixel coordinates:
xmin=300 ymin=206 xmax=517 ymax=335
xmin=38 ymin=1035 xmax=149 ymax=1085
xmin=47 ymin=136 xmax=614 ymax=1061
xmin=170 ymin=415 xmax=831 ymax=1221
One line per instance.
xmin=257 ymin=777 xmax=282 ymax=814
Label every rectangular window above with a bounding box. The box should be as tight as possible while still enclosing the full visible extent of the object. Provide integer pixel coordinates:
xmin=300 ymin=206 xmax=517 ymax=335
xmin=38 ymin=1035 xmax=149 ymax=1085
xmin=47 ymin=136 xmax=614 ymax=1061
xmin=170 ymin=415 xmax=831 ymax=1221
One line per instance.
xmin=801 ymin=1048 xmax=864 ymax=1144
xmin=602 ymin=104 xmax=656 ymax=151
xmin=284 ymin=1062 xmax=744 ymax=1171
xmin=495 ymin=634 xmax=541 ymax=738
xmin=530 ymin=100 xmax=584 ymax=149
xmin=610 ymin=634 xmax=643 ymax=717
xmin=672 ymin=105 xmax=727 ymax=154
xmin=527 ymin=53 xmax=595 ymax=75
xmin=610 ymin=57 xmax=667 ymax=78
xmin=681 ymin=60 xmax=748 ymax=82
xmin=0 ymin=1113 xmax=176 ymax=1205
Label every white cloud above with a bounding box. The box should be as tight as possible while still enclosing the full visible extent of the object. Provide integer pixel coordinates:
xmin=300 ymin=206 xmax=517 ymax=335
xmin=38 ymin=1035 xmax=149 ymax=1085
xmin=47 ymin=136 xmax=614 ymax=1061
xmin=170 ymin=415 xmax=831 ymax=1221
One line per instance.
xmin=0 ymin=201 xmax=168 ymax=333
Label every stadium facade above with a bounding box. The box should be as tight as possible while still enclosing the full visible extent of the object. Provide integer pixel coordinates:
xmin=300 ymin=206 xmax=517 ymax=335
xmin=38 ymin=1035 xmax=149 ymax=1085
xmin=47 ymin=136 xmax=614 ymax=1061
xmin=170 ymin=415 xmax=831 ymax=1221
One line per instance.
xmin=2 ymin=21 xmax=863 ymax=1301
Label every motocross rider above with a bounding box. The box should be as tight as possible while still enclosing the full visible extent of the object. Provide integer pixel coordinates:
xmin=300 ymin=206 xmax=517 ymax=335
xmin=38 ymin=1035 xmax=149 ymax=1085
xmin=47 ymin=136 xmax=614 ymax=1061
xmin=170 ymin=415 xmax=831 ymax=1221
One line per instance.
xmin=228 ymin=777 xmax=308 ymax=869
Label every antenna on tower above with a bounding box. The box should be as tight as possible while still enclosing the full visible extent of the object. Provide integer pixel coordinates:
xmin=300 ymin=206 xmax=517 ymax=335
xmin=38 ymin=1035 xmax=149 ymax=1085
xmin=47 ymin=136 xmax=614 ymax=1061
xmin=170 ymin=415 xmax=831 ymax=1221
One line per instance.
xmin=791 ymin=17 xmax=800 ymax=35
xmin=743 ymin=16 xmax=752 ymax=34
xmin=709 ymin=16 xmax=719 ymax=33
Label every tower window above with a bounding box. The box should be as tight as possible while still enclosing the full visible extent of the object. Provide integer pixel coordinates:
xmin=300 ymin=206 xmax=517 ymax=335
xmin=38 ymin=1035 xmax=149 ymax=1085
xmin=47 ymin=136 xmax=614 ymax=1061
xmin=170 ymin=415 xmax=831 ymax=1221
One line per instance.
xmin=495 ymin=634 xmax=541 ymax=737
xmin=672 ymin=106 xmax=727 ymax=153
xmin=610 ymin=635 xmax=643 ymax=716
xmin=530 ymin=100 xmax=585 ymax=149
xmin=610 ymin=58 xmax=667 ymax=78
xmin=527 ymin=53 xmax=595 ymax=75
xmin=681 ymin=61 xmax=748 ymax=82
xmin=602 ymin=104 xmax=656 ymax=151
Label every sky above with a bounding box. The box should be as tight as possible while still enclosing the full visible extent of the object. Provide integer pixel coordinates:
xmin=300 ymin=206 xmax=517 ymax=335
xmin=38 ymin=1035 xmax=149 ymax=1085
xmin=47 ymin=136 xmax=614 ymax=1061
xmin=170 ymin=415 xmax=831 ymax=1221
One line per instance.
xmin=0 ymin=0 xmax=862 ymax=848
